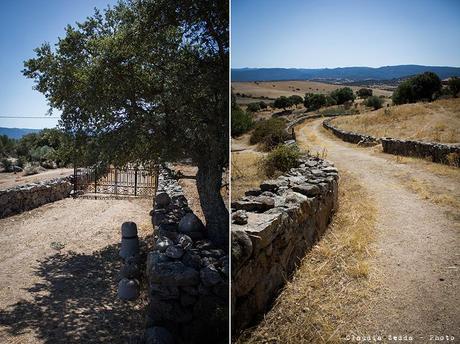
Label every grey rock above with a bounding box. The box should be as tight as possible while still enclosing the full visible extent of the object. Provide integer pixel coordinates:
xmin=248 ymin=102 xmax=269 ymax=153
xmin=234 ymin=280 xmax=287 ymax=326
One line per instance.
xmin=200 ymin=265 xmax=222 ymax=287
xmin=292 ymin=184 xmax=321 ymax=197
xmin=232 ymin=210 xmax=248 ymax=225
xmin=149 ymin=261 xmax=200 ymax=286
xmin=165 ymin=245 xmax=184 ymax=259
xmin=244 ymin=188 xmax=262 ymax=196
xmin=178 ymin=213 xmax=205 ymax=233
xmin=260 ymin=179 xmax=280 ymax=192
xmin=155 ymin=192 xmax=171 ymax=208
xmin=231 ymin=230 xmax=253 ymax=272
xmin=156 ymin=236 xmax=174 ymax=252
xmin=182 ymin=251 xmax=202 ymax=270
xmin=177 ymin=234 xmax=193 ymax=249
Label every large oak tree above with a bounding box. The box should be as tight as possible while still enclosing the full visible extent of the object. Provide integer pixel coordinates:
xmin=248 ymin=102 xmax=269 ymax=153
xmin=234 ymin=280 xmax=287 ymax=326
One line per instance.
xmin=24 ymin=0 xmax=229 ymax=247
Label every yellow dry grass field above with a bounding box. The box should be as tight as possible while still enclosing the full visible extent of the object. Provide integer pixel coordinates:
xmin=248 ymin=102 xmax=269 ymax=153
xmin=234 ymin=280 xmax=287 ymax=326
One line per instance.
xmin=231 ymin=151 xmax=266 ymax=201
xmin=237 ymin=171 xmax=378 ymax=344
xmin=331 ymin=98 xmax=460 ymax=143
xmin=232 ymin=80 xmax=392 ymax=101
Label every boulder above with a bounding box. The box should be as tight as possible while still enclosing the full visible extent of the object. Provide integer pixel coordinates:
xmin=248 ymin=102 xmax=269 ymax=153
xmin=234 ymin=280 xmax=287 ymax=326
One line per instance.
xmin=155 ymin=192 xmax=171 ymax=208
xmin=156 ymin=236 xmax=174 ymax=252
xmin=291 ymin=184 xmax=321 ymax=197
xmin=232 ymin=210 xmax=248 ymax=225
xmin=165 ymin=245 xmax=184 ymax=259
xmin=178 ymin=213 xmax=205 ymax=234
xmin=200 ymin=265 xmax=222 ymax=287
xmin=149 ymin=261 xmax=200 ymax=286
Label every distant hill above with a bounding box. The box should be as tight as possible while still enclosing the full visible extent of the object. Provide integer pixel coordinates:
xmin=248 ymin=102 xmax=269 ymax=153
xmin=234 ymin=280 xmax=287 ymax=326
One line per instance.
xmin=0 ymin=127 xmax=41 ymax=139
xmin=232 ymin=65 xmax=460 ymax=82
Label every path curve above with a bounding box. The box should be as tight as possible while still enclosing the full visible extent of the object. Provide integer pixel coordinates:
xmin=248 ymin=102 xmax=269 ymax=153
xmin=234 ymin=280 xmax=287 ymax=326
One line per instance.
xmin=296 ymin=118 xmax=459 ymax=340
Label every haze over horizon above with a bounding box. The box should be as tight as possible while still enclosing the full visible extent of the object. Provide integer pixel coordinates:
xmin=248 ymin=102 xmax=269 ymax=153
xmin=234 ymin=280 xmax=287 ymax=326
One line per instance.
xmin=232 ymin=0 xmax=460 ymax=69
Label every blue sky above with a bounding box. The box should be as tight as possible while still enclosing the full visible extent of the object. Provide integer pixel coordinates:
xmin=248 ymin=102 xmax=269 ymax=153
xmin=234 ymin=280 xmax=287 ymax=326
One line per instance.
xmin=0 ymin=0 xmax=117 ymax=129
xmin=232 ymin=0 xmax=460 ymax=69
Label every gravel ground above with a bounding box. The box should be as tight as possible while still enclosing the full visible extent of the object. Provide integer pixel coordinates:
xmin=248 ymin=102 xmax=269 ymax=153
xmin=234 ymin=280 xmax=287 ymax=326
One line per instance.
xmin=0 ymin=197 xmax=152 ymax=343
xmin=0 ymin=168 xmax=73 ymax=190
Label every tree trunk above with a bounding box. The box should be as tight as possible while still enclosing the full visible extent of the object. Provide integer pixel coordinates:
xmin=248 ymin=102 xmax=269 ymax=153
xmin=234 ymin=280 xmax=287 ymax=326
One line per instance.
xmin=196 ymin=160 xmax=228 ymax=249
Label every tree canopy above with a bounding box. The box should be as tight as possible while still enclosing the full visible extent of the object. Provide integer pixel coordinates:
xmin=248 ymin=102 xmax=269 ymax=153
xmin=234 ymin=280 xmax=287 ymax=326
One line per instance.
xmin=392 ymin=72 xmax=441 ymax=105
xmin=23 ymin=0 xmax=229 ymax=246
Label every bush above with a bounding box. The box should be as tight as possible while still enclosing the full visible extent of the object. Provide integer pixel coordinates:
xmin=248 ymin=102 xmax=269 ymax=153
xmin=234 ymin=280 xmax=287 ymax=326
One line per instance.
xmin=304 ymin=93 xmax=327 ymax=111
xmin=262 ymin=144 xmax=301 ymax=176
xmin=250 ymin=118 xmax=289 ymax=150
xmin=231 ymin=106 xmax=253 ymax=137
xmin=330 ymin=87 xmax=356 ymax=104
xmin=23 ymin=164 xmax=45 ymax=176
xmin=1 ymin=158 xmax=12 ymax=172
xmin=273 ymin=96 xmax=292 ymax=110
xmin=448 ymin=77 xmax=460 ymax=97
xmin=392 ymin=72 xmax=441 ymax=105
xmin=246 ymin=102 xmax=261 ymax=112
xmin=357 ymin=88 xmax=373 ymax=98
xmin=364 ymin=95 xmax=384 ymax=110
xmin=289 ymin=95 xmax=303 ymax=107
xmin=259 ymin=101 xmax=268 ymax=109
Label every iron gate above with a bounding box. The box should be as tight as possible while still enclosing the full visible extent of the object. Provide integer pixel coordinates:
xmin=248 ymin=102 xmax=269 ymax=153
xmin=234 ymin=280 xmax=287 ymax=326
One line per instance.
xmin=74 ymin=165 xmax=157 ymax=197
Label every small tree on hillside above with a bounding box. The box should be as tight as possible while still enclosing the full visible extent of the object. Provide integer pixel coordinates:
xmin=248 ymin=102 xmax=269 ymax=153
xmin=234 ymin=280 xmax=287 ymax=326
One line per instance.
xmin=448 ymin=77 xmax=460 ymax=97
xmin=23 ymin=0 xmax=229 ymax=247
xmin=392 ymin=72 xmax=441 ymax=105
xmin=274 ymin=96 xmax=292 ymax=110
xmin=357 ymin=88 xmax=373 ymax=98
xmin=246 ymin=102 xmax=261 ymax=112
xmin=364 ymin=95 xmax=384 ymax=110
xmin=288 ymin=95 xmax=303 ymax=107
xmin=330 ymin=87 xmax=356 ymax=104
xmin=304 ymin=93 xmax=326 ymax=111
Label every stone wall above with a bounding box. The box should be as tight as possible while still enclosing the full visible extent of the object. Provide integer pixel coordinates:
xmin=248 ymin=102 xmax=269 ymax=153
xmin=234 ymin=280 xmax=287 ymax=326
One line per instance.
xmin=324 ymin=118 xmax=460 ymax=166
xmin=0 ymin=176 xmax=74 ymax=218
xmin=323 ymin=118 xmax=379 ymax=145
xmin=231 ymin=156 xmax=339 ymax=334
xmin=145 ymin=165 xmax=229 ymax=344
xmin=381 ymin=138 xmax=460 ymax=166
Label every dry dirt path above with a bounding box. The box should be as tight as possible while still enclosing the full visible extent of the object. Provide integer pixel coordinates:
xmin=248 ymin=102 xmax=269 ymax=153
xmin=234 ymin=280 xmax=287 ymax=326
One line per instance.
xmin=296 ymin=118 xmax=460 ymax=341
xmin=0 ymin=197 xmax=152 ymax=344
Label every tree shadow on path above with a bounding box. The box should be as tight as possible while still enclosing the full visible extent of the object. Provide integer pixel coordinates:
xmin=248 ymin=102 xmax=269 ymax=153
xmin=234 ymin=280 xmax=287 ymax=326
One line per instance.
xmin=0 ymin=244 xmax=147 ymax=343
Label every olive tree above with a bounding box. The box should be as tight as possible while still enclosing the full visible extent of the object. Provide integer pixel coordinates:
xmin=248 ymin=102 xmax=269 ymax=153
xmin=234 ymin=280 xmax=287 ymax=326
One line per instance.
xmin=23 ymin=0 xmax=229 ymax=247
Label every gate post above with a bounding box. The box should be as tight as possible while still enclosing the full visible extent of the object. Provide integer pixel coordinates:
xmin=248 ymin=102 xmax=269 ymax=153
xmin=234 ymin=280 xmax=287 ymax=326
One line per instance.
xmin=94 ymin=166 xmax=97 ymax=194
xmin=134 ymin=168 xmax=138 ymax=196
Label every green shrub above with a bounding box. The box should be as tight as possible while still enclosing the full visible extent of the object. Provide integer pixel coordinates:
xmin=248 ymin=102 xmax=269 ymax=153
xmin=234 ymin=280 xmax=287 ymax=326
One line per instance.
xmin=273 ymin=96 xmax=292 ymax=110
xmin=304 ymin=93 xmax=327 ymax=111
xmin=262 ymin=144 xmax=301 ymax=176
xmin=246 ymin=102 xmax=261 ymax=112
xmin=289 ymin=95 xmax=303 ymax=107
xmin=231 ymin=106 xmax=253 ymax=137
xmin=364 ymin=95 xmax=384 ymax=110
xmin=1 ymin=158 xmax=12 ymax=172
xmin=259 ymin=101 xmax=268 ymax=109
xmin=330 ymin=87 xmax=356 ymax=104
xmin=250 ymin=118 xmax=289 ymax=150
xmin=357 ymin=88 xmax=373 ymax=98
xmin=392 ymin=72 xmax=441 ymax=105
xmin=448 ymin=77 xmax=460 ymax=97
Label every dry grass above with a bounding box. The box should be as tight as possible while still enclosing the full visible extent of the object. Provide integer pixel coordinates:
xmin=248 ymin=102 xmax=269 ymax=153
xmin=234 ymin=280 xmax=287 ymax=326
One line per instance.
xmin=236 ymin=171 xmax=378 ymax=344
xmin=231 ymin=151 xmax=266 ymax=201
xmin=232 ymin=81 xmax=392 ymax=100
xmin=331 ymin=98 xmax=460 ymax=143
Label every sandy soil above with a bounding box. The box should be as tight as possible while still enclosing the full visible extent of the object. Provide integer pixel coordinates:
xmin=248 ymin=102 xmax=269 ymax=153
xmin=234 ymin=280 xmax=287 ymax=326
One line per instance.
xmin=294 ymin=118 xmax=460 ymax=340
xmin=0 ymin=197 xmax=152 ymax=343
xmin=0 ymin=168 xmax=73 ymax=190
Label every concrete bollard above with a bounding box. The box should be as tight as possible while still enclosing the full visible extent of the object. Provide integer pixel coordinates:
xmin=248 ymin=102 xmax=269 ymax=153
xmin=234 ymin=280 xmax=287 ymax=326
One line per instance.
xmin=120 ymin=222 xmax=140 ymax=259
xmin=117 ymin=278 xmax=140 ymax=301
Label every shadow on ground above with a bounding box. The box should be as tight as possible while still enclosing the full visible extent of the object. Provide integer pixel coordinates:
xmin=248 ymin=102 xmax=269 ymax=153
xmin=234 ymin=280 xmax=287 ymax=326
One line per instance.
xmin=0 ymin=244 xmax=147 ymax=343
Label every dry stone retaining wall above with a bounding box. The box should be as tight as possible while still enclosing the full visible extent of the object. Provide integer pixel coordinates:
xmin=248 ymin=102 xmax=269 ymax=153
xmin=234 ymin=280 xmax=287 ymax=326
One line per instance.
xmin=231 ymin=156 xmax=339 ymax=334
xmin=381 ymin=138 xmax=460 ymax=166
xmin=324 ymin=118 xmax=460 ymax=166
xmin=0 ymin=176 xmax=74 ymax=218
xmin=145 ymin=165 xmax=229 ymax=344
xmin=323 ymin=118 xmax=379 ymax=145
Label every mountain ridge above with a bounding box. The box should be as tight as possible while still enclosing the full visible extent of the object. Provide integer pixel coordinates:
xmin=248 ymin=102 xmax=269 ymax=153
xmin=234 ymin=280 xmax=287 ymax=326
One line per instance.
xmin=0 ymin=127 xmax=42 ymax=139
xmin=232 ymin=64 xmax=460 ymax=82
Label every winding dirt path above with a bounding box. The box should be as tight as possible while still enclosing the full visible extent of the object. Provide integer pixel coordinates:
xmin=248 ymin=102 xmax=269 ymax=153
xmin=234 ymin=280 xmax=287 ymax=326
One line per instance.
xmin=296 ymin=118 xmax=460 ymax=340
